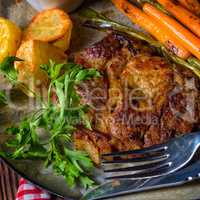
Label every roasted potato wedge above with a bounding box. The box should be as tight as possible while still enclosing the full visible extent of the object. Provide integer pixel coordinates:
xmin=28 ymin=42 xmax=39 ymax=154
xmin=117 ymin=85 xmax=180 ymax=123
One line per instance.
xmin=53 ymin=23 xmax=73 ymax=51
xmin=23 ymin=9 xmax=72 ymax=42
xmin=15 ymin=40 xmax=67 ymax=96
xmin=0 ymin=17 xmax=22 ymax=62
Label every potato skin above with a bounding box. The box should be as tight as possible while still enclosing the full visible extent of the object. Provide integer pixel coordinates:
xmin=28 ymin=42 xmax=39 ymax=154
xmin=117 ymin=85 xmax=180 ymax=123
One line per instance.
xmin=23 ymin=8 xmax=73 ymax=42
xmin=0 ymin=17 xmax=22 ymax=62
xmin=53 ymin=22 xmax=73 ymax=51
xmin=15 ymin=40 xmax=67 ymax=96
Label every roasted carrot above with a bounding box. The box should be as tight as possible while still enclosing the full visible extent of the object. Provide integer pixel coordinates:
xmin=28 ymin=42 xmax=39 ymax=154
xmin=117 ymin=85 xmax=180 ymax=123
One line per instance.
xmin=157 ymin=0 xmax=200 ymax=38
xmin=111 ymin=0 xmax=190 ymax=59
xmin=178 ymin=0 xmax=200 ymax=16
xmin=143 ymin=3 xmax=200 ymax=60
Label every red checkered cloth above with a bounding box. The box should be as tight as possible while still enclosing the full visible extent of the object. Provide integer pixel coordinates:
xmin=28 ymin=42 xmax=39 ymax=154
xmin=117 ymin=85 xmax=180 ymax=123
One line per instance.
xmin=16 ymin=178 xmax=52 ymax=200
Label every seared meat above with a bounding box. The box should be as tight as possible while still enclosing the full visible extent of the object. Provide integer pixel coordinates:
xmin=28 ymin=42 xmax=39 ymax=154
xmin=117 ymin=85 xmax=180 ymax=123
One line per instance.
xmin=73 ymin=128 xmax=143 ymax=165
xmin=121 ymin=56 xmax=174 ymax=111
xmin=74 ymin=33 xmax=200 ymax=164
xmin=74 ymin=128 xmax=112 ymax=165
xmin=76 ymin=76 xmax=108 ymax=112
xmin=75 ymin=33 xmax=153 ymax=72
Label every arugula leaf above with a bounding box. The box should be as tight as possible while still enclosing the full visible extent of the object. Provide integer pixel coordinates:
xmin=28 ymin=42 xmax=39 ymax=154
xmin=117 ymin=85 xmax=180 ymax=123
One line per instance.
xmin=0 ymin=56 xmax=21 ymax=84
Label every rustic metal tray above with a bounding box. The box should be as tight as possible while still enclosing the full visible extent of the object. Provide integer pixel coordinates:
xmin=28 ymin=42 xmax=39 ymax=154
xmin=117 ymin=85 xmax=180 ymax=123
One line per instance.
xmin=1 ymin=0 xmax=200 ymax=199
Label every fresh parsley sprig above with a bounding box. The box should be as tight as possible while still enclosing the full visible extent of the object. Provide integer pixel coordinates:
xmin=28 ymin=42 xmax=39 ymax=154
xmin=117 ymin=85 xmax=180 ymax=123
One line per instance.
xmin=40 ymin=61 xmax=100 ymax=187
xmin=0 ymin=58 xmax=100 ymax=188
xmin=0 ymin=56 xmax=22 ymax=84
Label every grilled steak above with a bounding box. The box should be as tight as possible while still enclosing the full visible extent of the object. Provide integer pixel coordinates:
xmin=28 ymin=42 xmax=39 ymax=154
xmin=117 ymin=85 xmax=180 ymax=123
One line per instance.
xmin=74 ymin=33 xmax=200 ymax=165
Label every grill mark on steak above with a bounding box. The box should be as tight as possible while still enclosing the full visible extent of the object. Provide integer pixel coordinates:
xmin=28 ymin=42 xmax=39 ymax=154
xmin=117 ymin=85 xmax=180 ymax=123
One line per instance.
xmin=74 ymin=33 xmax=200 ymax=164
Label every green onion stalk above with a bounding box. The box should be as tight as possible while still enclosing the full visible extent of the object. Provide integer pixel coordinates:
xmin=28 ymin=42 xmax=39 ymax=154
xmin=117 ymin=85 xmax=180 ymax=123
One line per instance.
xmin=80 ymin=8 xmax=200 ymax=78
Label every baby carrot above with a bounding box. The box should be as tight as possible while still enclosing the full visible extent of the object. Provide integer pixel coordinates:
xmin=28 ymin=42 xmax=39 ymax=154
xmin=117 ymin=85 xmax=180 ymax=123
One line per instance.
xmin=111 ymin=0 xmax=190 ymax=59
xmin=178 ymin=0 xmax=200 ymax=16
xmin=143 ymin=3 xmax=200 ymax=60
xmin=158 ymin=0 xmax=200 ymax=38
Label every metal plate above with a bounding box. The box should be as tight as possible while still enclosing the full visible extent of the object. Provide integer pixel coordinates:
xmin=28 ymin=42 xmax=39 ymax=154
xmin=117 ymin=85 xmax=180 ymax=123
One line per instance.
xmin=0 ymin=0 xmax=200 ymax=199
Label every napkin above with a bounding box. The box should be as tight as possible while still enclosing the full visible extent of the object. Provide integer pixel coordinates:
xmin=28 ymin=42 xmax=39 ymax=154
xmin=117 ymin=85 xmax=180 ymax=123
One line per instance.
xmin=16 ymin=178 xmax=53 ymax=200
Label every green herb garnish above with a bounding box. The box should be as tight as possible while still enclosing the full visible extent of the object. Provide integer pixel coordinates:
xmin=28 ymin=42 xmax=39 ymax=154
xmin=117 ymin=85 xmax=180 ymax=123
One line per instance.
xmin=0 ymin=56 xmax=22 ymax=84
xmin=0 ymin=91 xmax=7 ymax=105
xmin=0 ymin=57 xmax=100 ymax=188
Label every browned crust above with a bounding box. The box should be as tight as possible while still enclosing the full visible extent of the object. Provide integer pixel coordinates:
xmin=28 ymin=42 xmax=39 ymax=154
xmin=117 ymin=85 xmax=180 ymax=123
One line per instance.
xmin=23 ymin=8 xmax=72 ymax=42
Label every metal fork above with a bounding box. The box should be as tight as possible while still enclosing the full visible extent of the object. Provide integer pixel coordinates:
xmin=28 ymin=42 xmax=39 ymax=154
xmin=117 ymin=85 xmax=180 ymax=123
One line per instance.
xmin=102 ymin=131 xmax=200 ymax=180
xmin=83 ymin=159 xmax=200 ymax=200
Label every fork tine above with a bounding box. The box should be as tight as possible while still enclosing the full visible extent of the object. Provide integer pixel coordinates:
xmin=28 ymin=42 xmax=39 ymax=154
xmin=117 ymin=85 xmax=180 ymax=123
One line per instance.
xmin=102 ymin=154 xmax=169 ymax=171
xmin=102 ymin=144 xmax=168 ymax=158
xmin=104 ymin=161 xmax=172 ymax=180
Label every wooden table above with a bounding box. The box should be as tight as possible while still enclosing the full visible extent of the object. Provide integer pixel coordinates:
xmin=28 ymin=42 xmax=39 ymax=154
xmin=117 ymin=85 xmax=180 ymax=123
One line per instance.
xmin=0 ymin=159 xmax=19 ymax=200
xmin=0 ymin=160 xmax=64 ymax=200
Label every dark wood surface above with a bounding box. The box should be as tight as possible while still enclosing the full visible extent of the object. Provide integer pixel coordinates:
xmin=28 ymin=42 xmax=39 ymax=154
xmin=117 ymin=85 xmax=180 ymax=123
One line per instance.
xmin=0 ymin=159 xmax=19 ymax=200
xmin=0 ymin=160 xmax=64 ymax=200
